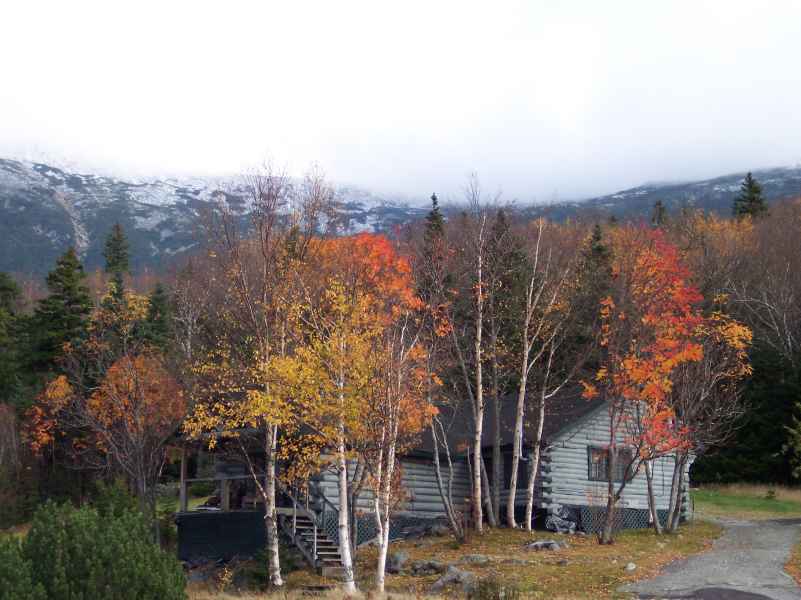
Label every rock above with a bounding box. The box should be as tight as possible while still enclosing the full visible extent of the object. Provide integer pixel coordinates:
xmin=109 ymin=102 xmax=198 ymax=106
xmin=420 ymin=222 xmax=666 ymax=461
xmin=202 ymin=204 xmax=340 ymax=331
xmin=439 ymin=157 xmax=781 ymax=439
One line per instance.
xmin=503 ymin=558 xmax=530 ymax=566
xmin=460 ymin=554 xmax=490 ymax=565
xmin=410 ymin=560 xmax=447 ymax=576
xmin=625 ymin=562 xmax=637 ymax=572
xmin=429 ymin=524 xmax=450 ymax=537
xmin=386 ymin=551 xmax=409 ymax=574
xmin=524 ymin=540 xmax=566 ymax=551
xmin=557 ymin=559 xmax=570 ymax=566
xmin=431 ymin=565 xmax=476 ymax=594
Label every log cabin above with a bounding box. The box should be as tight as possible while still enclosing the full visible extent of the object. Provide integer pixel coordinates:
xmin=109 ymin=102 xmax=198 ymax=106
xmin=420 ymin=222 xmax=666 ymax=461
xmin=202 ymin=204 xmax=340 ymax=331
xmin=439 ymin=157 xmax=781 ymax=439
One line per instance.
xmin=174 ymin=393 xmax=692 ymax=572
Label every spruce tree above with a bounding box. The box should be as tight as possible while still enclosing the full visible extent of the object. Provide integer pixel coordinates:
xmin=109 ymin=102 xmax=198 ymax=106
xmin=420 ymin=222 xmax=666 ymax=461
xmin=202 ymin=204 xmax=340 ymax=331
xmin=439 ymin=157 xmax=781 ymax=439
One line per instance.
xmin=103 ymin=223 xmax=130 ymax=274
xmin=31 ymin=248 xmax=92 ymax=370
xmin=143 ymin=283 xmax=171 ymax=349
xmin=425 ymin=193 xmax=445 ymax=239
xmin=103 ymin=223 xmax=130 ymax=308
xmin=418 ymin=193 xmax=447 ymax=304
xmin=0 ymin=275 xmax=20 ymax=404
xmin=733 ymin=172 xmax=768 ymax=219
xmin=651 ymin=200 xmax=667 ymax=227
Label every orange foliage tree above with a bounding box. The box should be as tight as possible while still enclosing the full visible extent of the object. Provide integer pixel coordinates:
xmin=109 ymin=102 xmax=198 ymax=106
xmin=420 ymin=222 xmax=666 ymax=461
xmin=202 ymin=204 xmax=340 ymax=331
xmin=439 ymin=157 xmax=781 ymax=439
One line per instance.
xmin=32 ymin=353 xmax=184 ymax=522
xmin=270 ymin=232 xmax=426 ymax=591
xmin=582 ymin=227 xmax=704 ymax=543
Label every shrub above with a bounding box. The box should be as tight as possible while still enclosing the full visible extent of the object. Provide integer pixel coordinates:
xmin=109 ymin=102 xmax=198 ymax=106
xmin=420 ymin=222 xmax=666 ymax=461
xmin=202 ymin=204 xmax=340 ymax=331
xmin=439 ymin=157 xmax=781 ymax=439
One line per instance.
xmin=0 ymin=537 xmax=45 ymax=600
xmin=188 ymin=480 xmax=216 ymax=497
xmin=22 ymin=501 xmax=187 ymax=600
xmin=92 ymin=478 xmax=140 ymax=518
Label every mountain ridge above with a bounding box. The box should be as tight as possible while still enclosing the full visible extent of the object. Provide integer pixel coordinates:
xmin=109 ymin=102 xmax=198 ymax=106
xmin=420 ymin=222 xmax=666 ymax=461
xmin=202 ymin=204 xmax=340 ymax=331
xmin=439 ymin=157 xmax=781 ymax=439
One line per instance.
xmin=2 ymin=157 xmax=800 ymax=276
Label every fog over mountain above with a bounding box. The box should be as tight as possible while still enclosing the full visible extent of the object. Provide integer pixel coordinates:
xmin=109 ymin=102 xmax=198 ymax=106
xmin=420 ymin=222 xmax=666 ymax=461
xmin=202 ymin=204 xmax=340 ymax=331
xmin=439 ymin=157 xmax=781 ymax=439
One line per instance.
xmin=3 ymin=157 xmax=801 ymax=276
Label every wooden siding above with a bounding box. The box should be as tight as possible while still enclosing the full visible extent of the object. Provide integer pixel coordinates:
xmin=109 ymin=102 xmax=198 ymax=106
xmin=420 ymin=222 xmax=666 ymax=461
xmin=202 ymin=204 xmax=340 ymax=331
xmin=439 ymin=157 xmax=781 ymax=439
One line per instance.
xmin=315 ymin=457 xmax=471 ymax=518
xmin=542 ymin=404 xmax=692 ymax=514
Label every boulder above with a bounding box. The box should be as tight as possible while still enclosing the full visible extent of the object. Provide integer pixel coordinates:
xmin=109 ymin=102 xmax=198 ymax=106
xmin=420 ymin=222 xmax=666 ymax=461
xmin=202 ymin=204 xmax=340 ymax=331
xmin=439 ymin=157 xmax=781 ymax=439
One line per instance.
xmin=524 ymin=539 xmax=567 ymax=551
xmin=460 ymin=554 xmax=490 ymax=565
xmin=386 ymin=551 xmax=409 ymax=574
xmin=625 ymin=562 xmax=637 ymax=572
xmin=410 ymin=560 xmax=447 ymax=576
xmin=431 ymin=565 xmax=476 ymax=594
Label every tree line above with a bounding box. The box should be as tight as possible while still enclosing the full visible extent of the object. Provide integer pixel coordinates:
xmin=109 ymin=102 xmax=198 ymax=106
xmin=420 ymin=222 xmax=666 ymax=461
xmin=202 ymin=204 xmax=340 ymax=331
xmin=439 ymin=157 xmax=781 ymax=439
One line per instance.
xmin=1 ymin=169 xmax=799 ymax=593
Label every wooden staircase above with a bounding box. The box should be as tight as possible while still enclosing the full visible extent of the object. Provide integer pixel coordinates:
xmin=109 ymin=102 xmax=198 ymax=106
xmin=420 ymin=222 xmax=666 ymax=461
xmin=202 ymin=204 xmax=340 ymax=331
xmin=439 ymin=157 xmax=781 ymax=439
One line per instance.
xmin=277 ymin=486 xmax=345 ymax=579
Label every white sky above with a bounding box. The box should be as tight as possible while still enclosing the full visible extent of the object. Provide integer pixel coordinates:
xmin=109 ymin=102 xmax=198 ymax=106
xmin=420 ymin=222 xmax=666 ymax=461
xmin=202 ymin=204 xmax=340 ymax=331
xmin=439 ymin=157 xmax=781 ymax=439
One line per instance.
xmin=2 ymin=1 xmax=801 ymax=203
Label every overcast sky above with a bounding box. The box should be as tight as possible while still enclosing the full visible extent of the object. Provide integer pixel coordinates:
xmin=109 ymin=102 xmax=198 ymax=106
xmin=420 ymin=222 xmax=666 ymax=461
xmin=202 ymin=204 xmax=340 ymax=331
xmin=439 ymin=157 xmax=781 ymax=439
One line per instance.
xmin=2 ymin=1 xmax=801 ymax=203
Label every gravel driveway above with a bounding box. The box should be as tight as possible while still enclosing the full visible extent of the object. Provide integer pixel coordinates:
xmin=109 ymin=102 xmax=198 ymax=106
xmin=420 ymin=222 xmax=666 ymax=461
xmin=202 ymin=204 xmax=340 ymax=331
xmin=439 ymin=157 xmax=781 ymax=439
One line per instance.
xmin=620 ymin=517 xmax=801 ymax=600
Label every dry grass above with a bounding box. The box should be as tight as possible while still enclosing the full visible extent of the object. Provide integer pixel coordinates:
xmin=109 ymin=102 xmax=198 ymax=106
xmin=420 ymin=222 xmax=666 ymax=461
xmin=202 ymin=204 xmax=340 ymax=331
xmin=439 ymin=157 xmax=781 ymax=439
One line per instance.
xmin=693 ymin=484 xmax=801 ymax=520
xmin=191 ymin=521 xmax=721 ymax=600
xmin=188 ymin=585 xmax=445 ymax=599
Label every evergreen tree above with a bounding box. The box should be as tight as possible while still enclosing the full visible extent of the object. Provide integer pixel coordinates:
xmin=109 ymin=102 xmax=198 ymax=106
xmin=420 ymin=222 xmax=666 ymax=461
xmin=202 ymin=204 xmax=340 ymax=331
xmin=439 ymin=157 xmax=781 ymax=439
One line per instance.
xmin=0 ymin=274 xmax=21 ymax=404
xmin=30 ymin=248 xmax=92 ymax=371
xmin=103 ymin=223 xmax=130 ymax=275
xmin=568 ymin=224 xmax=613 ymax=369
xmin=651 ymin=200 xmax=667 ymax=227
xmin=0 ymin=272 xmax=20 ymax=314
xmin=418 ymin=193 xmax=448 ymax=304
xmin=143 ymin=283 xmax=171 ymax=349
xmin=425 ymin=193 xmax=445 ymax=239
xmin=733 ymin=172 xmax=768 ymax=219
xmin=103 ymin=223 xmax=130 ymax=308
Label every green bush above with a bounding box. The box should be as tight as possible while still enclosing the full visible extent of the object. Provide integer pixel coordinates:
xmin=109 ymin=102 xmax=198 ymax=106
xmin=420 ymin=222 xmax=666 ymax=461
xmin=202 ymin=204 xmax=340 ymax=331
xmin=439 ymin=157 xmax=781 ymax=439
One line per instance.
xmin=22 ymin=501 xmax=186 ymax=600
xmin=0 ymin=537 xmax=45 ymax=600
xmin=188 ymin=480 xmax=216 ymax=497
xmin=92 ymin=478 xmax=140 ymax=518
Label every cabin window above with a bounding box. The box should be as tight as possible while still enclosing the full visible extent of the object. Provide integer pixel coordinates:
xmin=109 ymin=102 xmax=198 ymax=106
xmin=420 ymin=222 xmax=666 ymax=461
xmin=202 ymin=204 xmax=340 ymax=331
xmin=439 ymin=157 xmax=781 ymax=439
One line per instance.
xmin=587 ymin=446 xmax=633 ymax=482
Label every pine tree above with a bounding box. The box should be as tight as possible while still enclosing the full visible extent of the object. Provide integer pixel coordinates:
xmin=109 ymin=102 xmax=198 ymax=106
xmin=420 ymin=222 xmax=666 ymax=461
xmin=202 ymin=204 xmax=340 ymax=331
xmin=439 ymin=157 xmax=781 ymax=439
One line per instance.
xmin=103 ymin=223 xmax=130 ymax=308
xmin=0 ymin=274 xmax=21 ymax=404
xmin=418 ymin=193 xmax=447 ymax=304
xmin=143 ymin=283 xmax=171 ymax=349
xmin=651 ymin=200 xmax=667 ymax=227
xmin=733 ymin=172 xmax=768 ymax=219
xmin=425 ymin=193 xmax=445 ymax=240
xmin=103 ymin=223 xmax=130 ymax=274
xmin=0 ymin=272 xmax=20 ymax=314
xmin=31 ymin=248 xmax=92 ymax=371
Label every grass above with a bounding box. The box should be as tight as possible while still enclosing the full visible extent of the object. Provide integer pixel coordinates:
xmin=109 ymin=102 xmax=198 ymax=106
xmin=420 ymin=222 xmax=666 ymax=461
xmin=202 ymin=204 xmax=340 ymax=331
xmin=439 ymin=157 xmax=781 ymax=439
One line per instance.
xmin=189 ymin=521 xmax=721 ymax=600
xmin=692 ymin=484 xmax=801 ymax=520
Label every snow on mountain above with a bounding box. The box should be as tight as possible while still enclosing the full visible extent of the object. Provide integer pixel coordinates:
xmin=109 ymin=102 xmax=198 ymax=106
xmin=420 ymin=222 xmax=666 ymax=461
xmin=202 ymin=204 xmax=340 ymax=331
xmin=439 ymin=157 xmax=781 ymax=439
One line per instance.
xmin=3 ymin=156 xmax=801 ymax=277
xmin=0 ymin=158 xmax=426 ymax=275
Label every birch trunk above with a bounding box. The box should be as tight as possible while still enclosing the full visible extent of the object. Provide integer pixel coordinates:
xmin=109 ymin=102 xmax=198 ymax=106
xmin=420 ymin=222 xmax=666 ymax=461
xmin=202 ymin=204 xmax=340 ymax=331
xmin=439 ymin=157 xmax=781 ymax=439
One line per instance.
xmin=374 ymin=434 xmax=397 ymax=594
xmin=431 ymin=420 xmax=464 ymax=540
xmin=507 ymin=362 xmax=528 ymax=527
xmin=666 ymin=451 xmax=684 ymax=533
xmin=337 ymin=423 xmax=356 ymax=592
xmin=480 ymin=454 xmax=497 ymax=527
xmin=523 ymin=390 xmax=546 ymax=531
xmin=644 ymin=460 xmax=663 ymax=535
xmin=265 ymin=425 xmax=283 ymax=586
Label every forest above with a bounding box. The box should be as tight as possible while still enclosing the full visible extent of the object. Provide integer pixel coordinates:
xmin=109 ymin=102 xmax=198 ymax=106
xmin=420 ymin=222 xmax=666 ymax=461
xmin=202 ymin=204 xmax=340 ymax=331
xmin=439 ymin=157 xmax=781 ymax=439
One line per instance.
xmin=1 ymin=169 xmax=799 ymax=597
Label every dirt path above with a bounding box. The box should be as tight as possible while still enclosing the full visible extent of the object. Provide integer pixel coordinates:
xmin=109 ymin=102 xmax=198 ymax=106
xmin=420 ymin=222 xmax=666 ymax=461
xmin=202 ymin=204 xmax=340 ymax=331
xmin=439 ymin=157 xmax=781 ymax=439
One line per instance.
xmin=620 ymin=518 xmax=801 ymax=600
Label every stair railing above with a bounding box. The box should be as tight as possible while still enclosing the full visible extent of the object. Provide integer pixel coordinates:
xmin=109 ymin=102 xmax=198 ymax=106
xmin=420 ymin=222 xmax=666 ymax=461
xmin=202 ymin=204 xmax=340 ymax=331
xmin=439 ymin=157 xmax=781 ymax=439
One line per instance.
xmin=276 ymin=481 xmax=319 ymax=564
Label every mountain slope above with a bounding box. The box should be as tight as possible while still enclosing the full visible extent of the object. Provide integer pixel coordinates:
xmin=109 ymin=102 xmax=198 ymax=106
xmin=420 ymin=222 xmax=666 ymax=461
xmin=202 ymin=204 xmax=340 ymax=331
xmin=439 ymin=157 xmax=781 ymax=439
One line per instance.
xmin=2 ymin=158 xmax=800 ymax=276
xmin=0 ymin=158 xmax=426 ymax=276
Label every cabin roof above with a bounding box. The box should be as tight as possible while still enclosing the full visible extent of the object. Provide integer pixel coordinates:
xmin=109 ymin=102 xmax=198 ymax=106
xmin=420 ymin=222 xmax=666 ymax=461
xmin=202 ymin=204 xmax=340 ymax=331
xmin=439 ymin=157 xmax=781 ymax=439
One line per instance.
xmin=411 ymin=387 xmax=605 ymax=457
